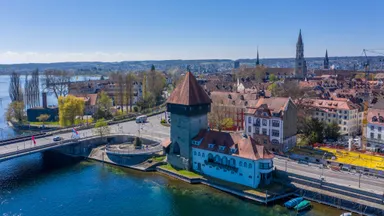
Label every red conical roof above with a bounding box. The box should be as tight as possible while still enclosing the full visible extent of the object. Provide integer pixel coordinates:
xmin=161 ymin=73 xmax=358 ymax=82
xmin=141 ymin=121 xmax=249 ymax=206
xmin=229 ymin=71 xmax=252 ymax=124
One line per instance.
xmin=167 ymin=72 xmax=211 ymax=106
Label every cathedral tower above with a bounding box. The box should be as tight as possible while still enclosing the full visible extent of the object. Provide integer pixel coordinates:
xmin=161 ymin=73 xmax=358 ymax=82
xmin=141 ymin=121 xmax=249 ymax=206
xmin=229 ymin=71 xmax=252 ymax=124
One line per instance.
xmin=324 ymin=49 xmax=329 ymax=69
xmin=294 ymin=29 xmax=307 ymax=78
xmin=166 ymin=72 xmax=211 ymax=170
xmin=256 ymin=47 xmax=260 ymax=66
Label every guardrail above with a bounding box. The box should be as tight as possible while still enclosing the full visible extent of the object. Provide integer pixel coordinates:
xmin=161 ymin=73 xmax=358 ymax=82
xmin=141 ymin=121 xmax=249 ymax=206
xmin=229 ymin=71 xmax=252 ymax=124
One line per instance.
xmin=0 ymin=136 xmax=95 ymax=159
xmin=105 ymin=143 xmax=162 ymax=155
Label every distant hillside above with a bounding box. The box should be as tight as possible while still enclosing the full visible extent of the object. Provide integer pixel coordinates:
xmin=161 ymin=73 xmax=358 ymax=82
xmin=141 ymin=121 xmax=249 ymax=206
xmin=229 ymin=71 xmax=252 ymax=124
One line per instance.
xmin=0 ymin=56 xmax=382 ymax=75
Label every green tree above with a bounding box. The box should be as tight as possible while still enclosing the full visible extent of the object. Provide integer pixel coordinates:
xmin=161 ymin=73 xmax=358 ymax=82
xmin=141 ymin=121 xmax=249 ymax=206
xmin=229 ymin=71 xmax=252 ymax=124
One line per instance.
xmin=58 ymin=95 xmax=85 ymax=126
xmin=269 ymin=74 xmax=278 ymax=82
xmin=93 ymin=118 xmax=110 ymax=137
xmin=267 ymin=83 xmax=280 ymax=96
xmin=95 ymin=91 xmax=112 ymax=120
xmin=6 ymin=101 xmax=25 ymax=122
xmin=36 ymin=114 xmax=50 ymax=125
xmin=324 ymin=122 xmax=341 ymax=141
xmin=302 ymin=118 xmax=325 ymax=144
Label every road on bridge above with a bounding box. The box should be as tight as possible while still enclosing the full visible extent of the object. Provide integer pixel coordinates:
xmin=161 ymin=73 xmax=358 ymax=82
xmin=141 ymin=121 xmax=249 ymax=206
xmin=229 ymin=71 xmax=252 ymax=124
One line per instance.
xmin=0 ymin=114 xmax=169 ymax=157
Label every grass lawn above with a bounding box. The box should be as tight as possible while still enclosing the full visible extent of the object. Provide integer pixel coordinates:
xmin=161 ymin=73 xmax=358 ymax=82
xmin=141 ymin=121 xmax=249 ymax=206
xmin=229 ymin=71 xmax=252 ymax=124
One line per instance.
xmin=159 ymin=164 xmax=202 ymax=178
xmin=152 ymin=155 xmax=166 ymax=162
xmin=29 ymin=121 xmax=60 ymax=126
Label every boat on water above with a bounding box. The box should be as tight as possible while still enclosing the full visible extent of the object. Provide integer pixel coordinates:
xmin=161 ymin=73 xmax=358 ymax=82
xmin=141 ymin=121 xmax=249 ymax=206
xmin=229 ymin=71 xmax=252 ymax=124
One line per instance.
xmin=294 ymin=200 xmax=312 ymax=211
xmin=340 ymin=213 xmax=352 ymax=216
xmin=284 ymin=197 xmax=303 ymax=209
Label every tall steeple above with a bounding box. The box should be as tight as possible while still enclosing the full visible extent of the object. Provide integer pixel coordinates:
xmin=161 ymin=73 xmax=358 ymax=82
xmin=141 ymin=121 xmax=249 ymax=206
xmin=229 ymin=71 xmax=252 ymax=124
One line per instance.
xmin=295 ymin=29 xmax=307 ymax=78
xmin=297 ymin=29 xmax=303 ymax=47
xmin=256 ymin=46 xmax=260 ymax=66
xmin=324 ymin=49 xmax=329 ymax=69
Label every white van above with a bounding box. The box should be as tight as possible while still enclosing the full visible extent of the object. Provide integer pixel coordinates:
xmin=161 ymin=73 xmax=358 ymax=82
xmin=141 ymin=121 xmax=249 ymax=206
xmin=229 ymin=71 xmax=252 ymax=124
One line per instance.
xmin=136 ymin=115 xmax=147 ymax=123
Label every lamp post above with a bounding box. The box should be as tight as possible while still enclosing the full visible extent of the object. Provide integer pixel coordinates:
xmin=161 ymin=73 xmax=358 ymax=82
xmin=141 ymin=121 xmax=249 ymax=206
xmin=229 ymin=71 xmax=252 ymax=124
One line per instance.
xmin=359 ymin=172 xmax=362 ymax=188
xmin=320 ymin=152 xmax=327 ymax=186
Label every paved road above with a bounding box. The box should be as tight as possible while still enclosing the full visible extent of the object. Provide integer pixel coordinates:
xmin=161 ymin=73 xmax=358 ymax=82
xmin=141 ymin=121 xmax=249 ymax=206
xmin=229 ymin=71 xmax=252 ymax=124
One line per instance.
xmin=274 ymin=157 xmax=384 ymax=195
xmin=0 ymin=114 xmax=170 ymax=156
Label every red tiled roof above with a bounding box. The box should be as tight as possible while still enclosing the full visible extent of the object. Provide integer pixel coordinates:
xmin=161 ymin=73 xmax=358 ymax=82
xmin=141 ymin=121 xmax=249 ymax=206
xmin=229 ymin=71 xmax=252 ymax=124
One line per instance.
xmin=245 ymin=97 xmax=291 ymax=116
xmin=167 ymin=72 xmax=211 ymax=105
xmin=192 ymin=130 xmax=273 ymax=160
xmin=301 ymin=98 xmax=356 ymax=110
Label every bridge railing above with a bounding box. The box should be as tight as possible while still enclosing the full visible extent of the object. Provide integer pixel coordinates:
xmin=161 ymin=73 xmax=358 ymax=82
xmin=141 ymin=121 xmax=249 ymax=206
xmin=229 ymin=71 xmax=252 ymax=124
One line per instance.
xmin=105 ymin=143 xmax=162 ymax=155
xmin=0 ymin=136 xmax=96 ymax=159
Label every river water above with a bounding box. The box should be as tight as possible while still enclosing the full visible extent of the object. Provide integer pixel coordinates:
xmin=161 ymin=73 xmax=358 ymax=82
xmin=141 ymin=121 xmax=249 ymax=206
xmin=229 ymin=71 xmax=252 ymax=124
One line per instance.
xmin=0 ymin=153 xmax=343 ymax=216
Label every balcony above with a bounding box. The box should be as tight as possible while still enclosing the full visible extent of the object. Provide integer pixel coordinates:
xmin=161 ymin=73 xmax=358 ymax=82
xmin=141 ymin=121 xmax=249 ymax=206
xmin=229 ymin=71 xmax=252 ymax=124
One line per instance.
xmin=204 ymin=160 xmax=238 ymax=172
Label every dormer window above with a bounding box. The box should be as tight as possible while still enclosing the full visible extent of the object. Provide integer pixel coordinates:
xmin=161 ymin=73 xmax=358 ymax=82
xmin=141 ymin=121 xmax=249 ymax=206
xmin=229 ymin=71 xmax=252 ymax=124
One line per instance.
xmin=219 ymin=146 xmax=225 ymax=151
xmin=380 ymin=116 xmax=384 ymax=123
xmin=208 ymin=144 xmax=215 ymax=149
xmin=372 ymin=116 xmax=378 ymax=122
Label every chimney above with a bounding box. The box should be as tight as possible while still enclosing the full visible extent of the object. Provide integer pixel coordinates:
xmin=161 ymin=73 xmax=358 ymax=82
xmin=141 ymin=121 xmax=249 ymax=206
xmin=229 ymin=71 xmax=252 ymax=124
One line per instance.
xmin=42 ymin=92 xmax=47 ymax=108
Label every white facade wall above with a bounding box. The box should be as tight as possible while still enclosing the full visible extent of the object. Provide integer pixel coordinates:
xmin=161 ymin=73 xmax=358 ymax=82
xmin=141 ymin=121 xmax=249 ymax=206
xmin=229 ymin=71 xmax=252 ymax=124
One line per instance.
xmin=245 ymin=115 xmax=291 ymax=147
xmin=366 ymin=123 xmax=384 ymax=149
xmin=312 ymin=109 xmax=362 ymax=136
xmin=191 ymin=147 xmax=273 ymax=188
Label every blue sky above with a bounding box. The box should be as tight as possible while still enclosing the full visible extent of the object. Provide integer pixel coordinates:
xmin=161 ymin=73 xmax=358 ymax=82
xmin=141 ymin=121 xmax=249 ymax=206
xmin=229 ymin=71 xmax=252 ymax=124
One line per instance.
xmin=0 ymin=0 xmax=383 ymax=63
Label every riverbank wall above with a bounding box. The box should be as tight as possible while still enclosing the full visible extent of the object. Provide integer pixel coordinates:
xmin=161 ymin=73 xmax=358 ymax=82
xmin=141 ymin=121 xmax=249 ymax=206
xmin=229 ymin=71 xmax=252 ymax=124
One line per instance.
xmin=156 ymin=165 xmax=384 ymax=216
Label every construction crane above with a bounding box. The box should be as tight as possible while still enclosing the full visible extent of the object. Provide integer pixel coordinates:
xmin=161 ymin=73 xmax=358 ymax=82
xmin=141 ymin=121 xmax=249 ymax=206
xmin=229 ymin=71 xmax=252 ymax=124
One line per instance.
xmin=360 ymin=49 xmax=384 ymax=150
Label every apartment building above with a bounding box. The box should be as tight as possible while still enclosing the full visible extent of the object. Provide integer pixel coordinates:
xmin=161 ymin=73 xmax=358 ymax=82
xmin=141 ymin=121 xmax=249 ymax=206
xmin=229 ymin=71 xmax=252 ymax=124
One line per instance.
xmin=302 ymin=99 xmax=363 ymax=136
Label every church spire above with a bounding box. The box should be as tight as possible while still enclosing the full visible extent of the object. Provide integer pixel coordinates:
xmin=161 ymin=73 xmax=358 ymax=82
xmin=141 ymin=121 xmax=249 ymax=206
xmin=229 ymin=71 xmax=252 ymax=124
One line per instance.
xmin=324 ymin=49 xmax=329 ymax=69
xmin=297 ymin=29 xmax=303 ymax=46
xmin=256 ymin=46 xmax=260 ymax=66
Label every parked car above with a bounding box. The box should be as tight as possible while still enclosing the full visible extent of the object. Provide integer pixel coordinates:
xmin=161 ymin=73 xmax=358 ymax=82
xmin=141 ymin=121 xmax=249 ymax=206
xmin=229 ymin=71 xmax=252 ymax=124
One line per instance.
xmin=53 ymin=136 xmax=63 ymax=141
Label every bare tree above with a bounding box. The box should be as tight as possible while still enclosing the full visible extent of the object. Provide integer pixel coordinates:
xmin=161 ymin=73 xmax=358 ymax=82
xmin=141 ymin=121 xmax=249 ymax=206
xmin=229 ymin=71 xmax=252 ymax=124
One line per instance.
xmin=24 ymin=69 xmax=40 ymax=108
xmin=43 ymin=70 xmax=71 ymax=99
xmin=9 ymin=72 xmax=23 ymax=102
xmin=208 ymin=101 xmax=235 ymax=132
xmin=124 ymin=73 xmax=135 ymax=112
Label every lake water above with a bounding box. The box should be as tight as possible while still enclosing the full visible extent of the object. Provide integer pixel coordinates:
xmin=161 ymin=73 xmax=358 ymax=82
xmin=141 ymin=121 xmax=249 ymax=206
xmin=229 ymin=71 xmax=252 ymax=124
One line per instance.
xmin=0 ymin=153 xmax=343 ymax=216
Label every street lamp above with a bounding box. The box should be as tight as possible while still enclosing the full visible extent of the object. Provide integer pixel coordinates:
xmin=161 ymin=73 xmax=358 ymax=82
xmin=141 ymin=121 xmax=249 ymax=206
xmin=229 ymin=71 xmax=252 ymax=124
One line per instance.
xmin=320 ymin=152 xmax=327 ymax=187
xmin=358 ymin=172 xmax=362 ymax=188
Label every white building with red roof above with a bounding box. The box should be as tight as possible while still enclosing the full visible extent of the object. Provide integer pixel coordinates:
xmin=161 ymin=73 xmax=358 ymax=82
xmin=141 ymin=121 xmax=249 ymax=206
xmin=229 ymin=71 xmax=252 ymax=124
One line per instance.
xmin=301 ymin=99 xmax=363 ymax=136
xmin=191 ymin=130 xmax=274 ymax=188
xmin=244 ymin=97 xmax=298 ymax=153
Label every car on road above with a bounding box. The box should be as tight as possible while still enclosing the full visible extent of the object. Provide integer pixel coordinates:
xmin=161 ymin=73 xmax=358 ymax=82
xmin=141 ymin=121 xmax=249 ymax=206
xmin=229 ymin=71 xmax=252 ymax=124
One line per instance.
xmin=136 ymin=115 xmax=147 ymax=123
xmin=53 ymin=136 xmax=63 ymax=141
